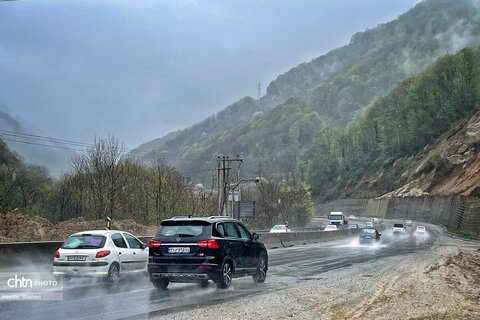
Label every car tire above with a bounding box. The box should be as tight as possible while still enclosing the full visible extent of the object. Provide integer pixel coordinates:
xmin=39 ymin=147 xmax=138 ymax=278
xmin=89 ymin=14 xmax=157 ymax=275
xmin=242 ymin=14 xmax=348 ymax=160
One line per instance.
xmin=216 ymin=260 xmax=233 ymax=289
xmin=253 ymin=253 xmax=267 ymax=283
xmin=151 ymin=278 xmax=169 ymax=290
xmin=106 ymin=262 xmax=120 ymax=283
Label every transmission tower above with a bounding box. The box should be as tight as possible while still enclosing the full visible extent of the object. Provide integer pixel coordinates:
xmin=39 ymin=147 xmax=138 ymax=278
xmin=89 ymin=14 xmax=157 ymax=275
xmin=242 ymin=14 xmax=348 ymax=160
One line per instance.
xmin=257 ymin=82 xmax=261 ymax=100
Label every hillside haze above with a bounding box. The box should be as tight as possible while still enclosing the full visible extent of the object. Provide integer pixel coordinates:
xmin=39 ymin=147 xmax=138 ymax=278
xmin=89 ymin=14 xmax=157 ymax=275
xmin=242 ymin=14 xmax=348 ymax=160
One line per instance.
xmin=131 ymin=0 xmax=480 ymax=186
xmin=0 ymin=105 xmax=73 ymax=177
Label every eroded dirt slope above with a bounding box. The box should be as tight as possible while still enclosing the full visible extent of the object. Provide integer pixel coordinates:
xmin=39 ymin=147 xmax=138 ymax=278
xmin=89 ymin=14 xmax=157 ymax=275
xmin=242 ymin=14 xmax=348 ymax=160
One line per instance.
xmin=0 ymin=209 xmax=156 ymax=242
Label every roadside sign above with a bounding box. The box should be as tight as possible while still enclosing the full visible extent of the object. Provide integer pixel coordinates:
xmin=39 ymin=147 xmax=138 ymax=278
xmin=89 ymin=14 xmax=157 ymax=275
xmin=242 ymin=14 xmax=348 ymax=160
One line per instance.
xmin=235 ymin=201 xmax=256 ymax=219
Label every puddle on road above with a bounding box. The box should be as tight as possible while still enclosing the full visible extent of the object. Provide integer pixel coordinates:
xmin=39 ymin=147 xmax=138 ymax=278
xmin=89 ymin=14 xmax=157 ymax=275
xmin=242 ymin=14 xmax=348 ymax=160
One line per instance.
xmin=336 ymin=238 xmax=389 ymax=249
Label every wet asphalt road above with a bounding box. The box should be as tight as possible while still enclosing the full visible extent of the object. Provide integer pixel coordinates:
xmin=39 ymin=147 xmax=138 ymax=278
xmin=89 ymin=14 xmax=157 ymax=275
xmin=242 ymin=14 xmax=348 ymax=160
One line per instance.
xmin=0 ymin=221 xmax=438 ymax=320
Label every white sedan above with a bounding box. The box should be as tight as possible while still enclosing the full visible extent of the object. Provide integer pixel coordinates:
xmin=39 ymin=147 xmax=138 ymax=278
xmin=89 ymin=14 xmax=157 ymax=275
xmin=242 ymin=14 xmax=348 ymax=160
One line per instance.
xmin=415 ymin=225 xmax=427 ymax=234
xmin=324 ymin=224 xmax=338 ymax=231
xmin=269 ymin=225 xmax=291 ymax=233
xmin=53 ymin=230 xmax=148 ymax=282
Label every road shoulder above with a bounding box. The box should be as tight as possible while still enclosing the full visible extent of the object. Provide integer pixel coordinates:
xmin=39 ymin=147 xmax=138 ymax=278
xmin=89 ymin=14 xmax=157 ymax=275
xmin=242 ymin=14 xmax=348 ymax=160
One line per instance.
xmin=156 ymin=235 xmax=480 ymax=320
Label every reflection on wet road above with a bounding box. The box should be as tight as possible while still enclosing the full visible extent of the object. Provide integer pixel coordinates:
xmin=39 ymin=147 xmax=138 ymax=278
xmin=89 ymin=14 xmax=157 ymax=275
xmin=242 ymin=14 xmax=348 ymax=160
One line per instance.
xmin=0 ymin=223 xmax=437 ymax=320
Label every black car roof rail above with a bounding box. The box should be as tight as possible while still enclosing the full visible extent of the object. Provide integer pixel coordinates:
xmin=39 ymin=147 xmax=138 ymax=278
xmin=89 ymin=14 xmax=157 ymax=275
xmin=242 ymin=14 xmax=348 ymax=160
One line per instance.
xmin=208 ymin=215 xmax=233 ymax=219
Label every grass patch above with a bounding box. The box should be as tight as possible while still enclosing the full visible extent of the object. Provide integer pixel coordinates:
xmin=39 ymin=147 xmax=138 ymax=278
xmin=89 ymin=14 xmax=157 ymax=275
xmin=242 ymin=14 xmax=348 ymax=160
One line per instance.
xmin=446 ymin=226 xmax=472 ymax=238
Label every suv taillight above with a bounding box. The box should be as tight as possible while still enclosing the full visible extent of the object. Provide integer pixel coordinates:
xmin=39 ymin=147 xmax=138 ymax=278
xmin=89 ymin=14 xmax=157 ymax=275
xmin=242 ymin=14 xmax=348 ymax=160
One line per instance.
xmin=54 ymin=250 xmax=60 ymax=258
xmin=148 ymin=239 xmax=161 ymax=249
xmin=95 ymin=250 xmax=111 ymax=258
xmin=197 ymin=239 xmax=219 ymax=249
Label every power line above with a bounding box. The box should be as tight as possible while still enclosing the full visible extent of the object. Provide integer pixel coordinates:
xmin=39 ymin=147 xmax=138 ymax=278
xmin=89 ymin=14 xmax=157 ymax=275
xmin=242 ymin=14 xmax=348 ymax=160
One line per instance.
xmin=0 ymin=129 xmax=91 ymax=147
xmin=2 ymin=138 xmax=89 ymax=153
xmin=0 ymin=129 xmax=215 ymax=162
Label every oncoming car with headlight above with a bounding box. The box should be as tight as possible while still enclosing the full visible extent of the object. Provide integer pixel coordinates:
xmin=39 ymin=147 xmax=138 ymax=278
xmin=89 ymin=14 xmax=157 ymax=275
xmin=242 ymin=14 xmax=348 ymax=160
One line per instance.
xmin=53 ymin=230 xmax=148 ymax=282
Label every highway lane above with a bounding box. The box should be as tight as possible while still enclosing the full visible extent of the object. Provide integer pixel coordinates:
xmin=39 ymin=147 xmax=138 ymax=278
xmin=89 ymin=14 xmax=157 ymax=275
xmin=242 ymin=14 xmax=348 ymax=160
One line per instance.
xmin=0 ymin=222 xmax=438 ymax=320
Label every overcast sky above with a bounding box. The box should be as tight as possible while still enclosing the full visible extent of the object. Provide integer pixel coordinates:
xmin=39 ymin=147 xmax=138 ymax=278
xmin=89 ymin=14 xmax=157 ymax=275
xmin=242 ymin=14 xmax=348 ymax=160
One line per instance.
xmin=0 ymin=0 xmax=420 ymax=150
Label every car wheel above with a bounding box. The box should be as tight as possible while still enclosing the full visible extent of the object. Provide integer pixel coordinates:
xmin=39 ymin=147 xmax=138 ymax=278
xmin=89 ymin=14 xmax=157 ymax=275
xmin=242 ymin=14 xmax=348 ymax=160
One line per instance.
xmin=216 ymin=260 xmax=232 ymax=289
xmin=106 ymin=262 xmax=120 ymax=283
xmin=151 ymin=278 xmax=169 ymax=290
xmin=199 ymin=280 xmax=209 ymax=288
xmin=253 ymin=253 xmax=267 ymax=283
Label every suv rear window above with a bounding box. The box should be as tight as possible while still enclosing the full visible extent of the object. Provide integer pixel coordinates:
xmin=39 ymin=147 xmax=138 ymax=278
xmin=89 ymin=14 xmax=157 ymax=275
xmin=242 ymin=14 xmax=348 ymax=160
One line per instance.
xmin=361 ymin=229 xmax=376 ymax=234
xmin=62 ymin=235 xmax=106 ymax=249
xmin=156 ymin=220 xmax=211 ymax=238
xmin=394 ymin=224 xmax=404 ymax=228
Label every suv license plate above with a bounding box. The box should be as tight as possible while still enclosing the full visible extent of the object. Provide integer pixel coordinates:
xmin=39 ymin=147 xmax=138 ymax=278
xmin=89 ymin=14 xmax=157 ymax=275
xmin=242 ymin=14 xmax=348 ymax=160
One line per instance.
xmin=67 ymin=255 xmax=87 ymax=261
xmin=168 ymin=247 xmax=190 ymax=254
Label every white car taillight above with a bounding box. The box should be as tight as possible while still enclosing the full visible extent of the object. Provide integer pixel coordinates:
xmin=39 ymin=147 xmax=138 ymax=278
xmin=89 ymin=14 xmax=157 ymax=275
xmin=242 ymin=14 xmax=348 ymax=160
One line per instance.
xmin=95 ymin=250 xmax=111 ymax=258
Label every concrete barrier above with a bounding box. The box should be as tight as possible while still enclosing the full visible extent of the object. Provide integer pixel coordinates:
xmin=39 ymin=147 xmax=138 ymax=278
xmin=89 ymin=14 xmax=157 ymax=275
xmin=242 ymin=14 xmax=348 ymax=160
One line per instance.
xmin=0 ymin=230 xmax=364 ymax=266
xmin=0 ymin=241 xmax=63 ymax=266
xmin=316 ymin=196 xmax=480 ymax=239
xmin=0 ymin=237 xmax=154 ymax=267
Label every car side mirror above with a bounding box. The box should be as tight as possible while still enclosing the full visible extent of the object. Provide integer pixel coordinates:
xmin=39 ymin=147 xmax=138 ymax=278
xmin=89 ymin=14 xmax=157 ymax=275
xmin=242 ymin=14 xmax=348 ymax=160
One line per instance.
xmin=252 ymin=232 xmax=259 ymax=240
xmin=141 ymin=243 xmax=147 ymax=249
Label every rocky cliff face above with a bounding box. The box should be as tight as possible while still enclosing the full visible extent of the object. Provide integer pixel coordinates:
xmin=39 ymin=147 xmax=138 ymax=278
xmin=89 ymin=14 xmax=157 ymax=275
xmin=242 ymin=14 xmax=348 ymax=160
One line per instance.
xmin=430 ymin=111 xmax=480 ymax=196
xmin=352 ymin=110 xmax=480 ymax=198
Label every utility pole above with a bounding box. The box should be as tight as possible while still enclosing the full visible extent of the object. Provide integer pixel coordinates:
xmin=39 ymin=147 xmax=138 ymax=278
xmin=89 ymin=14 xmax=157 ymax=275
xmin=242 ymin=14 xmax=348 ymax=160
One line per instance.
xmin=217 ymin=156 xmax=222 ymax=214
xmin=223 ymin=156 xmax=228 ymax=215
xmin=216 ymin=155 xmax=243 ymax=216
xmin=227 ymin=156 xmax=242 ymax=217
xmin=234 ymin=155 xmax=242 ymax=218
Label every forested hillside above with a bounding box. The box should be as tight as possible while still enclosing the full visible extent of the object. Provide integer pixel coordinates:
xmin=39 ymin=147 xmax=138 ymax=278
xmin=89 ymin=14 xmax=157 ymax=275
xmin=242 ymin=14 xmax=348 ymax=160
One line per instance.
xmin=131 ymin=0 xmax=480 ymax=187
xmin=173 ymin=99 xmax=322 ymax=181
xmin=307 ymin=48 xmax=480 ymax=199
xmin=272 ymin=0 xmax=480 ymax=125
xmin=132 ymin=96 xmax=262 ymax=162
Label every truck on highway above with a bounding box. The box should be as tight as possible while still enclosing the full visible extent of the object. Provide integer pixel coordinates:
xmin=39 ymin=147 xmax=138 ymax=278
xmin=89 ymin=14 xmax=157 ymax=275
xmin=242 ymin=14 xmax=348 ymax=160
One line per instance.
xmin=328 ymin=211 xmax=348 ymax=227
xmin=392 ymin=223 xmax=406 ymax=234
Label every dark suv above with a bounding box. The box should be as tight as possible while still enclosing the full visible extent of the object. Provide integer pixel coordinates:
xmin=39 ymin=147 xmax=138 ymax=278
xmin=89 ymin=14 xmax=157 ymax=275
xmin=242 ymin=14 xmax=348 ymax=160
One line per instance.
xmin=147 ymin=216 xmax=268 ymax=289
xmin=359 ymin=227 xmax=382 ymax=244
